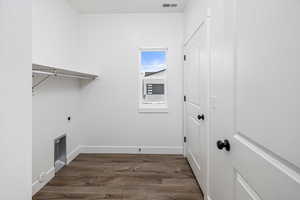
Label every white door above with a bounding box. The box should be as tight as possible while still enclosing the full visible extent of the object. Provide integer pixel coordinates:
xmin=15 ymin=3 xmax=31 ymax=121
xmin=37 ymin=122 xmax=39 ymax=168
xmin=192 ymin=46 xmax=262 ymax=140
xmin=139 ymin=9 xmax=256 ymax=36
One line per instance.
xmin=209 ymin=0 xmax=300 ymax=200
xmin=184 ymin=19 xmax=210 ymax=195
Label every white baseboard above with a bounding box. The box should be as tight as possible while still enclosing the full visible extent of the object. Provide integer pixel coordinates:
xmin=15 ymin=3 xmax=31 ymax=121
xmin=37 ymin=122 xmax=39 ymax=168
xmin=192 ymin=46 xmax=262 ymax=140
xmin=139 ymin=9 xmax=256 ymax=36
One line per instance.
xmin=32 ymin=145 xmax=81 ymax=196
xmin=67 ymin=145 xmax=82 ymax=164
xmin=138 ymin=146 xmax=183 ymax=154
xmin=207 ymin=195 xmax=213 ymax=200
xmin=81 ymin=145 xmax=139 ymax=154
xmin=81 ymin=145 xmax=183 ymax=155
xmin=32 ymin=167 xmax=55 ymax=196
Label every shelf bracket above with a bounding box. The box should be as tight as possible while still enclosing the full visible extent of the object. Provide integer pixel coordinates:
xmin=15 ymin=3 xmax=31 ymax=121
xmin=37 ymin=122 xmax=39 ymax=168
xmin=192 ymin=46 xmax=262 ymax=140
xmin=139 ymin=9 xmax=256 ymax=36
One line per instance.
xmin=32 ymin=74 xmax=51 ymax=92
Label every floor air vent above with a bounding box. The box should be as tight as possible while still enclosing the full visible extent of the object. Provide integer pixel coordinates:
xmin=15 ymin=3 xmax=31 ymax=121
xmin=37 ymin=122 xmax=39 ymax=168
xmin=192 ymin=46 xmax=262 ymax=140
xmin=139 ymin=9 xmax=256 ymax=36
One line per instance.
xmin=54 ymin=134 xmax=66 ymax=173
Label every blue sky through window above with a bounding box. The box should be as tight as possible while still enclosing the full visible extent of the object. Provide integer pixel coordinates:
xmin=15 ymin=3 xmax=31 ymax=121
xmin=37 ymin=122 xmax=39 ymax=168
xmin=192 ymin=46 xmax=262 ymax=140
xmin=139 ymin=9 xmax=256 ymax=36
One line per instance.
xmin=141 ymin=51 xmax=166 ymax=72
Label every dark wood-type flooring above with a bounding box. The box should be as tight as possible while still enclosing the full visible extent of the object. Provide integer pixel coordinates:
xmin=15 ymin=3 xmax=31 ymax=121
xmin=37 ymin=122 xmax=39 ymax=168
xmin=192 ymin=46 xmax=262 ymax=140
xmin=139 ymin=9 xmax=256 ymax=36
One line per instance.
xmin=33 ymin=154 xmax=204 ymax=200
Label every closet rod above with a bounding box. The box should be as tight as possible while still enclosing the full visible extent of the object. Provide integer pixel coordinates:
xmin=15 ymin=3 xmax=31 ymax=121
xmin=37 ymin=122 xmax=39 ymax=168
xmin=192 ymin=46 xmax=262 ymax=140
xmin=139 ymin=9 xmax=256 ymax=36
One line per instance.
xmin=32 ymin=70 xmax=54 ymax=76
xmin=32 ymin=70 xmax=94 ymax=80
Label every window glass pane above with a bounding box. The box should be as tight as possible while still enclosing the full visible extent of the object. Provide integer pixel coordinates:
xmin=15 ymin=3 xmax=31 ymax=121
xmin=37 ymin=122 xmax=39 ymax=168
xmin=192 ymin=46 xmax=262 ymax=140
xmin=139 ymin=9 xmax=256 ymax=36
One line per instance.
xmin=141 ymin=51 xmax=166 ymax=72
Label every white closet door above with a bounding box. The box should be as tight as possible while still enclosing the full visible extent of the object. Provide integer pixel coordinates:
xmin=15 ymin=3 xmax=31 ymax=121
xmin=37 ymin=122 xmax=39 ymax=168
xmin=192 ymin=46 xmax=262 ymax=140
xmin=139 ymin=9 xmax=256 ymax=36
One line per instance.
xmin=210 ymin=0 xmax=300 ymax=200
xmin=184 ymin=19 xmax=210 ymax=195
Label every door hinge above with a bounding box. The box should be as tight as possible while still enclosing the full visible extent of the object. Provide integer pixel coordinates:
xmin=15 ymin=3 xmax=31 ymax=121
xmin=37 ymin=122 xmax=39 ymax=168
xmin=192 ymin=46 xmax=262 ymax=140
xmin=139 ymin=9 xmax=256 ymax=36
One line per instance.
xmin=184 ymin=95 xmax=187 ymax=102
xmin=184 ymin=55 xmax=187 ymax=61
xmin=184 ymin=136 xmax=187 ymax=143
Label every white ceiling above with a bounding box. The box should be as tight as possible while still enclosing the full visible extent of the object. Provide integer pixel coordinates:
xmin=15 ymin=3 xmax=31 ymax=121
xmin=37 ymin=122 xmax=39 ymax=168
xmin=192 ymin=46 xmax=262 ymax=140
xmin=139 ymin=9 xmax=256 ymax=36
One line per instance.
xmin=68 ymin=0 xmax=188 ymax=14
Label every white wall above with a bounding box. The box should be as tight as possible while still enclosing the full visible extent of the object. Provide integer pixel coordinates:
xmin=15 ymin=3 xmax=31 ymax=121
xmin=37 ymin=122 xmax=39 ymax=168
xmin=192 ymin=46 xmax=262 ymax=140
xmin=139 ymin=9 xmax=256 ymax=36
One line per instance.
xmin=32 ymin=0 xmax=80 ymax=71
xmin=78 ymin=13 xmax=184 ymax=153
xmin=32 ymin=77 xmax=82 ymax=182
xmin=32 ymin=0 xmax=83 ymax=194
xmin=184 ymin=0 xmax=207 ymax=42
xmin=0 ymin=1 xmax=32 ymax=199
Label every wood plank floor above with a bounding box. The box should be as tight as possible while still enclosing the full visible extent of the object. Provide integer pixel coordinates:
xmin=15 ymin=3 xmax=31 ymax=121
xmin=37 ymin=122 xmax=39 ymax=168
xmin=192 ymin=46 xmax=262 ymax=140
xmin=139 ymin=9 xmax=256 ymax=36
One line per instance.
xmin=33 ymin=154 xmax=204 ymax=200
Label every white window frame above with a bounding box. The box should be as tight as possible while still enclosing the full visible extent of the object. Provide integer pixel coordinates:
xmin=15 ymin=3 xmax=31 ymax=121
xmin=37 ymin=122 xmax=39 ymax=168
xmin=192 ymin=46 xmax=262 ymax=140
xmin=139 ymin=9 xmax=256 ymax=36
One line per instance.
xmin=138 ymin=47 xmax=168 ymax=113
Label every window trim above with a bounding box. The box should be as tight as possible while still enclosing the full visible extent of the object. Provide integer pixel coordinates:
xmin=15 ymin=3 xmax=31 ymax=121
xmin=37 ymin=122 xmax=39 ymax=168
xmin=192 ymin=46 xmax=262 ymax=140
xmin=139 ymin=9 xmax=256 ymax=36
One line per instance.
xmin=138 ymin=47 xmax=168 ymax=113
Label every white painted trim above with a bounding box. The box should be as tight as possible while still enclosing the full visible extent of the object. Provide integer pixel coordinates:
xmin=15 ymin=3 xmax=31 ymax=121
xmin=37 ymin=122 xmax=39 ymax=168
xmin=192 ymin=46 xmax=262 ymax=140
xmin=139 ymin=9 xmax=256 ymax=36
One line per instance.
xmin=32 ymin=167 xmax=55 ymax=196
xmin=32 ymin=145 xmax=82 ymax=196
xmin=184 ymin=20 xmax=205 ymax=46
xmin=236 ymin=173 xmax=262 ymax=200
xmin=139 ymin=146 xmax=183 ymax=154
xmin=235 ymin=133 xmax=300 ymax=184
xmin=184 ymin=8 xmax=211 ymax=46
xmin=81 ymin=145 xmax=183 ymax=155
xmin=183 ymin=101 xmax=187 ymax=157
xmin=183 ymin=45 xmax=188 ymax=158
xmin=207 ymin=195 xmax=213 ymax=200
xmin=206 ymin=15 xmax=212 ymax=200
xmin=139 ymin=47 xmax=168 ymax=51
xmin=82 ymin=145 xmax=139 ymax=154
xmin=67 ymin=145 xmax=82 ymax=164
xmin=138 ymin=104 xmax=169 ymax=113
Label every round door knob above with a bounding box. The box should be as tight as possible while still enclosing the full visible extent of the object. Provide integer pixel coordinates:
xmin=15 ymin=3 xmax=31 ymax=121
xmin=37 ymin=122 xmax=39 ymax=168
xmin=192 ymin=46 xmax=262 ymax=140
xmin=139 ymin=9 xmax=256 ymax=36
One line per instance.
xmin=217 ymin=139 xmax=231 ymax=151
xmin=197 ymin=114 xmax=205 ymax=121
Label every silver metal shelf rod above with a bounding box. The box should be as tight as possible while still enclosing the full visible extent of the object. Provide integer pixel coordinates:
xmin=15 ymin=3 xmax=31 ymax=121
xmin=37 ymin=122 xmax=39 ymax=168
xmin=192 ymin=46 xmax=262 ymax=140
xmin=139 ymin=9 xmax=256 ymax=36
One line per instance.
xmin=32 ymin=70 xmax=54 ymax=76
xmin=57 ymin=73 xmax=93 ymax=80
xmin=32 ymin=70 xmax=94 ymax=80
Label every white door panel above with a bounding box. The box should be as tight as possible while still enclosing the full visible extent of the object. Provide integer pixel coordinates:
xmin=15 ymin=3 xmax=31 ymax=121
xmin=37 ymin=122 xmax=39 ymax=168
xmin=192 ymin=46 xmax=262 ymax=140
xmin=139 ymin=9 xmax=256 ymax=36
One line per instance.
xmin=185 ymin=37 xmax=201 ymax=107
xmin=235 ymin=0 xmax=300 ymax=168
xmin=188 ymin=116 xmax=202 ymax=169
xmin=210 ymin=0 xmax=300 ymax=200
xmin=233 ymin=134 xmax=300 ymax=200
xmin=233 ymin=0 xmax=300 ymax=199
xmin=188 ymin=116 xmax=200 ymax=155
xmin=184 ymin=19 xmax=210 ymax=196
xmin=186 ymin=113 xmax=208 ymax=193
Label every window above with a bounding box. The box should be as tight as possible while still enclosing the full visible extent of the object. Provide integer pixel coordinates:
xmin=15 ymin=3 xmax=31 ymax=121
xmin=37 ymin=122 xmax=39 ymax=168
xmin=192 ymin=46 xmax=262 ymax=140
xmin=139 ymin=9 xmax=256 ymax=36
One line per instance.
xmin=141 ymin=51 xmax=167 ymax=73
xmin=139 ymin=48 xmax=168 ymax=112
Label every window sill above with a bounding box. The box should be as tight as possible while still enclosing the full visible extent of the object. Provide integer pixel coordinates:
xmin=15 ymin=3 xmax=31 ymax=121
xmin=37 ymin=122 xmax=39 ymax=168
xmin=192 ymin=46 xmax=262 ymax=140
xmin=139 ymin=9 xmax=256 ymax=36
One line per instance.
xmin=138 ymin=103 xmax=168 ymax=113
